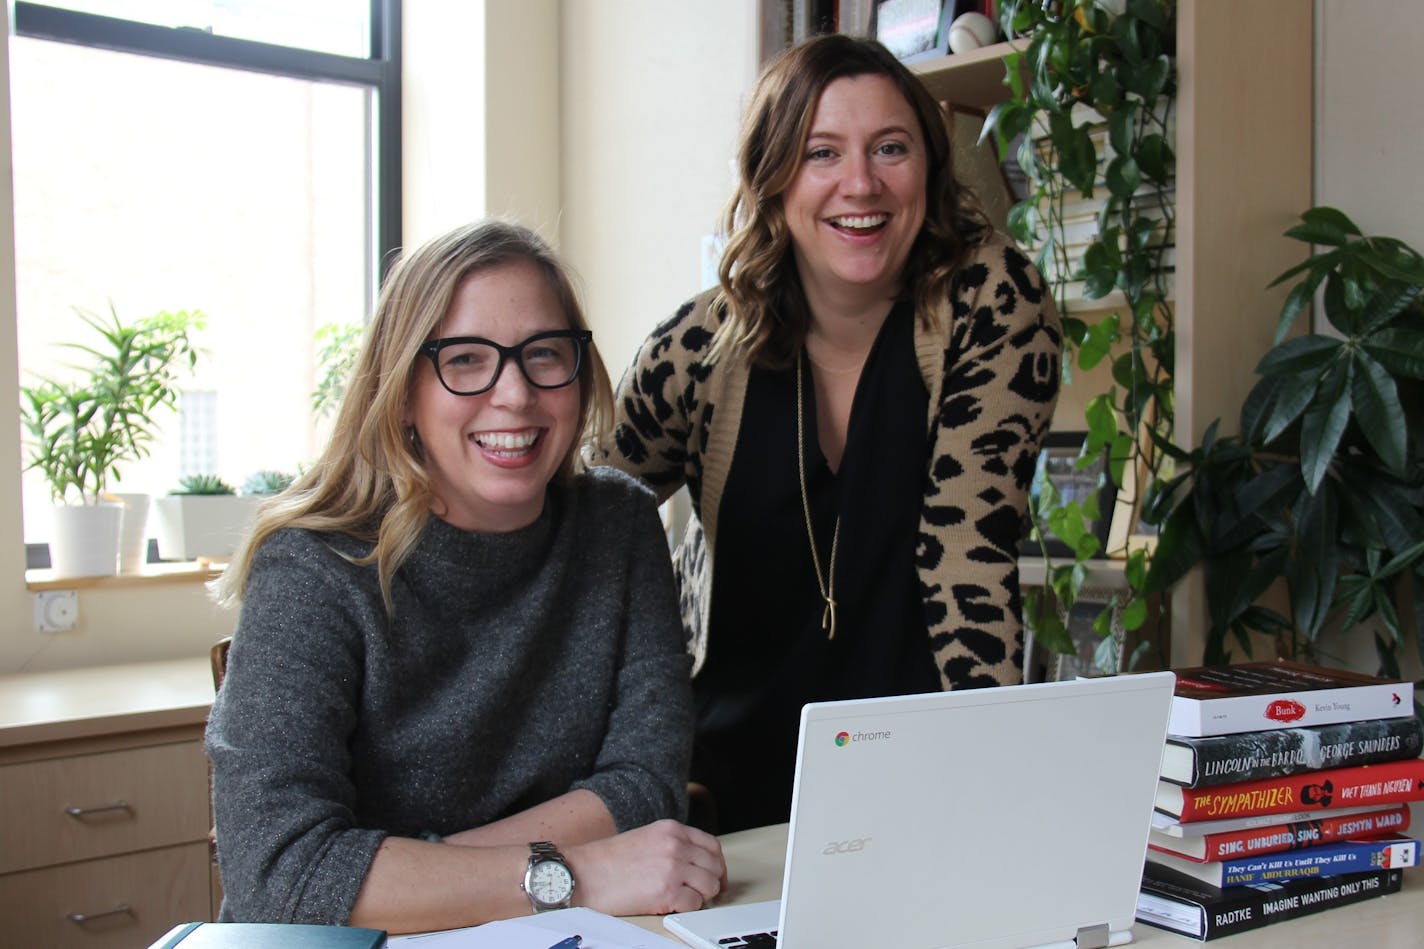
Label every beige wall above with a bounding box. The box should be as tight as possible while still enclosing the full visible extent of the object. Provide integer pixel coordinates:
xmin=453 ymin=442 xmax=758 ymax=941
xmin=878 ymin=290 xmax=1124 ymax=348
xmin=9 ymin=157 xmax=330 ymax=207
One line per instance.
xmin=402 ymin=0 xmax=562 ymax=247
xmin=1311 ymin=0 xmax=1424 ymax=681
xmin=1314 ymin=0 xmax=1424 ymax=252
xmin=1 ymin=4 xmax=1419 ymax=675
xmin=559 ymin=1 xmax=758 ymax=378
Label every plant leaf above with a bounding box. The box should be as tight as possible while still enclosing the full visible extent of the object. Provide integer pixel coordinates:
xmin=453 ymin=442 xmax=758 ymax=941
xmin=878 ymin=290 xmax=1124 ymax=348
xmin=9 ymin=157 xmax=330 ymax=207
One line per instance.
xmin=1361 ymin=327 xmax=1424 ymax=380
xmin=1284 ymin=206 xmax=1362 ymax=246
xmin=1259 ymin=370 xmax=1323 ymax=446
xmin=1286 ymin=483 xmax=1340 ymax=638
xmin=1143 ymin=495 xmax=1204 ymax=595
xmin=1256 ymin=335 xmax=1341 ymax=377
xmin=1273 ymin=271 xmax=1325 ymax=344
xmin=1348 ymin=350 xmax=1407 ymax=474
xmin=1298 ymin=363 xmax=1351 ymax=494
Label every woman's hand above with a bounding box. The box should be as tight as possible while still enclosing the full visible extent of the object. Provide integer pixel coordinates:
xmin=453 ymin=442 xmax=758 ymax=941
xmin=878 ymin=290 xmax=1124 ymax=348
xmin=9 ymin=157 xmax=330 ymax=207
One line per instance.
xmin=568 ymin=819 xmax=728 ymax=916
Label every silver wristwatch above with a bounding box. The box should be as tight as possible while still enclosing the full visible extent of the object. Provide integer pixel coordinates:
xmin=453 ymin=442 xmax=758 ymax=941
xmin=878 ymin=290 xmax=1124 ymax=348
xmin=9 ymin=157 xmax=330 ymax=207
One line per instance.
xmin=521 ymin=840 xmax=575 ymax=912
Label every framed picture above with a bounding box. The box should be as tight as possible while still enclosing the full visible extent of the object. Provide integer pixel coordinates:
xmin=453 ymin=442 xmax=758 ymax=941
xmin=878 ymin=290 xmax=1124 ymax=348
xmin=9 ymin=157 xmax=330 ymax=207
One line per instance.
xmin=946 ymin=105 xmax=1015 ymax=233
xmin=1020 ymin=431 xmax=1117 ymax=560
xmin=872 ymin=0 xmax=953 ymax=63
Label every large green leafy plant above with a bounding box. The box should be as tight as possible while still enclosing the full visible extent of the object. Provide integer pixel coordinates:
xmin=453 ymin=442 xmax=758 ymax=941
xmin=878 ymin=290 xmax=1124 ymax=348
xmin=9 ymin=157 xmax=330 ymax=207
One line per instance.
xmin=21 ymin=306 xmax=205 ymax=504
xmin=987 ymin=0 xmax=1177 ymax=669
xmin=1145 ymin=208 xmax=1424 ymax=676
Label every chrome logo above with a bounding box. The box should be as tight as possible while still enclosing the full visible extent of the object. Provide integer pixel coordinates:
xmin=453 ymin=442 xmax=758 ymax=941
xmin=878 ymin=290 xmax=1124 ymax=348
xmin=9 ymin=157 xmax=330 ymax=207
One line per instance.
xmin=834 ymin=731 xmax=850 ymax=747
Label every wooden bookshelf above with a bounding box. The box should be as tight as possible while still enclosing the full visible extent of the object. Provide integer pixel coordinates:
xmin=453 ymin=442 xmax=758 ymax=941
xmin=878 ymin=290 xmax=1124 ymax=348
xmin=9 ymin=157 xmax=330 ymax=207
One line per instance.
xmin=909 ymin=39 xmax=1022 ymax=110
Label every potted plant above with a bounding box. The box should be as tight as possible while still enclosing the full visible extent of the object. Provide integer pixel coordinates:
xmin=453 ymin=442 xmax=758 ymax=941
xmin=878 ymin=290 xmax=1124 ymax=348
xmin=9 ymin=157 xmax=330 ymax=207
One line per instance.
xmin=153 ymin=474 xmax=262 ymax=562
xmin=988 ymin=0 xmax=1177 ymax=670
xmin=1145 ymin=208 xmax=1424 ymax=678
xmin=20 ymin=305 xmax=204 ymax=577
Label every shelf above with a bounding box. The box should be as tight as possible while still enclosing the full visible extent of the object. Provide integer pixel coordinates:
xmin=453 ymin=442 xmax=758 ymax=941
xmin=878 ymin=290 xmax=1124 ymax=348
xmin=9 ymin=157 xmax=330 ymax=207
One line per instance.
xmin=25 ymin=561 xmax=223 ymax=592
xmin=1019 ymin=555 xmax=1129 ymax=593
xmin=910 ymin=39 xmax=1022 ymax=111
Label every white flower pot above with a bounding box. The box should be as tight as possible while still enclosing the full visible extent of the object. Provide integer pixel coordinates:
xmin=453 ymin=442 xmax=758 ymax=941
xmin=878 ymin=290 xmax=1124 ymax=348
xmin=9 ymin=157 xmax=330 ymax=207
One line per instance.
xmin=112 ymin=492 xmax=152 ymax=574
xmin=49 ymin=502 xmax=123 ymax=578
xmin=152 ymin=495 xmax=261 ymax=561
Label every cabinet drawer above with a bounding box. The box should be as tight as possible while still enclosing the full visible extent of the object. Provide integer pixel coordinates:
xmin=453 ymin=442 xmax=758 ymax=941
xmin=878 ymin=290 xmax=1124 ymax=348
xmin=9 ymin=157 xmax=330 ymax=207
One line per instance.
xmin=0 ymin=740 xmax=208 ymax=874
xmin=0 ymin=841 xmax=210 ymax=949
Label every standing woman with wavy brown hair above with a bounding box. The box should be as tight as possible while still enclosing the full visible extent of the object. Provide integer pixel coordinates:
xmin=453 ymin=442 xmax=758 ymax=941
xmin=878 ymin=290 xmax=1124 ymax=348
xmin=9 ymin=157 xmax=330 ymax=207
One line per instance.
xmin=599 ymin=34 xmax=1062 ymax=833
xmin=207 ymin=220 xmax=725 ymax=933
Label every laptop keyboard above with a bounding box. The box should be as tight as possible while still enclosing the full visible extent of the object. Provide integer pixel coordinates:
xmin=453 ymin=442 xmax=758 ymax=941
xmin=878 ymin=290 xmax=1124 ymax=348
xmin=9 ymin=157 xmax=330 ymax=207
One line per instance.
xmin=716 ymin=932 xmax=778 ymax=947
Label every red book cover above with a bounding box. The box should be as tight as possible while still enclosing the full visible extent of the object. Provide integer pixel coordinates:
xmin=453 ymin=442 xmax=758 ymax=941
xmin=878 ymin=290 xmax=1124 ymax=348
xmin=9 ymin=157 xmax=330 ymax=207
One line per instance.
xmin=1155 ymin=757 xmax=1424 ymax=821
xmin=1148 ymin=804 xmax=1412 ymax=862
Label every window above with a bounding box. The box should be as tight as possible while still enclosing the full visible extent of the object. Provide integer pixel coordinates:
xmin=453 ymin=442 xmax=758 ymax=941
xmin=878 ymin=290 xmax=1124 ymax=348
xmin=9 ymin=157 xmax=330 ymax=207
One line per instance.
xmin=12 ymin=1 xmax=400 ymax=552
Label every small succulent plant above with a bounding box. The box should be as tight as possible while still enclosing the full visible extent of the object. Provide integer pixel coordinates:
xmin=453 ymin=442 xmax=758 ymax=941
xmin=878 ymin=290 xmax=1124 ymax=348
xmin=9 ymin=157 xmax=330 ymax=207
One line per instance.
xmin=241 ymin=470 xmax=295 ymax=496
xmin=170 ymin=473 xmax=236 ymax=495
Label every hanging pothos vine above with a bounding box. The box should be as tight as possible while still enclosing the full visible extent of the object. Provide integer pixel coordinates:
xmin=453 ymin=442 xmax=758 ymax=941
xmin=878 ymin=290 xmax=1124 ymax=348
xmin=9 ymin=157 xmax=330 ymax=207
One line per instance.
xmin=985 ymin=0 xmax=1177 ymax=672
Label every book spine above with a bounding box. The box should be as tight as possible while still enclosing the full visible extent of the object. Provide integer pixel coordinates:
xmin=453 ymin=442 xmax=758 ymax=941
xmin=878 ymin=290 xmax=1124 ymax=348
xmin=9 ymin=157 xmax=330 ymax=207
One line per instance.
xmin=1168 ymin=681 xmax=1413 ymax=737
xmin=1196 ymin=806 xmax=1411 ymax=861
xmin=1212 ymin=836 xmax=1419 ymax=886
xmin=1206 ymin=868 xmax=1402 ymax=939
xmin=1168 ymin=716 xmax=1424 ymax=787
xmin=1138 ymin=868 xmax=1404 ymax=940
xmin=1173 ymin=757 xmax=1424 ymax=821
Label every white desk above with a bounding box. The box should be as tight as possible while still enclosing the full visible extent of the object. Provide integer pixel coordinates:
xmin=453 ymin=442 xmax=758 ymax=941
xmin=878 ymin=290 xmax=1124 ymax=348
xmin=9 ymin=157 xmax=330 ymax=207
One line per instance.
xmin=629 ymin=822 xmax=1424 ymax=946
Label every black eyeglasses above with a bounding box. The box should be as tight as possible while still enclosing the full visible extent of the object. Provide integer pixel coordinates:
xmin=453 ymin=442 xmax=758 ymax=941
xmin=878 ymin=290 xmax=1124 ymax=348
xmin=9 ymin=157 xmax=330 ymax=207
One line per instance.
xmin=418 ymin=329 xmax=591 ymax=396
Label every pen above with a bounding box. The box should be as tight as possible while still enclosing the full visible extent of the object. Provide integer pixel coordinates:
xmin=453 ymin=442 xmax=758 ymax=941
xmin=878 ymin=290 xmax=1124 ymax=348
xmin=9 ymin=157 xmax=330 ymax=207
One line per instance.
xmin=545 ymin=936 xmax=581 ymax=949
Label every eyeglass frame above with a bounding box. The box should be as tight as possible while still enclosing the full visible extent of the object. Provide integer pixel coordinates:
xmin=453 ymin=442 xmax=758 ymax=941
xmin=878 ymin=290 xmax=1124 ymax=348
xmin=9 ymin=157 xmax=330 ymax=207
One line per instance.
xmin=416 ymin=329 xmax=592 ymax=397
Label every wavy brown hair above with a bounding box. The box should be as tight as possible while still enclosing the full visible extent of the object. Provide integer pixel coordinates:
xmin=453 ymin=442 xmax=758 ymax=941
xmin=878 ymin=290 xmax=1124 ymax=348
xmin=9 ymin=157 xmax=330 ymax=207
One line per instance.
xmin=713 ymin=33 xmax=988 ymax=368
xmin=215 ymin=220 xmax=614 ymax=613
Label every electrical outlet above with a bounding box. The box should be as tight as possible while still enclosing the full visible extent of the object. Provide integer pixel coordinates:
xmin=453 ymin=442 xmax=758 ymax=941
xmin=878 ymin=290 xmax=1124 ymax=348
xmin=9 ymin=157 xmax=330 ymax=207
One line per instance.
xmin=34 ymin=590 xmax=79 ymax=632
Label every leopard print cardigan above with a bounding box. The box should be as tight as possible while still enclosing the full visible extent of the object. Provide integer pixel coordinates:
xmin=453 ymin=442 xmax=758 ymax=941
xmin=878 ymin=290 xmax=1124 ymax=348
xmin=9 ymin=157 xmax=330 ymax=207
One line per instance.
xmin=594 ymin=231 xmax=1062 ymax=691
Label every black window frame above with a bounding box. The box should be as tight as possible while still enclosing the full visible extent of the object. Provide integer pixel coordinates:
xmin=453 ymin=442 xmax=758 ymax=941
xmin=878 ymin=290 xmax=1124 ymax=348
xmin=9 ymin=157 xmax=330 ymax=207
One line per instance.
xmin=14 ymin=0 xmax=402 ymax=569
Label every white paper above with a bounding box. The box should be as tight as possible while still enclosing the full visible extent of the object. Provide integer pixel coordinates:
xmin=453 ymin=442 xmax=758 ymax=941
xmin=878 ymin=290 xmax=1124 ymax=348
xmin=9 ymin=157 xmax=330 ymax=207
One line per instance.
xmin=388 ymin=907 xmax=682 ymax=949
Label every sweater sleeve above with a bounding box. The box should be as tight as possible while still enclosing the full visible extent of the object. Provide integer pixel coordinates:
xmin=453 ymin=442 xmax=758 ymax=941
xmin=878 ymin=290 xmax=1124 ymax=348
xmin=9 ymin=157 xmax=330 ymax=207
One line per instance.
xmin=568 ymin=473 xmax=693 ymax=828
xmin=204 ymin=531 xmax=386 ymax=925
xmin=923 ymin=237 xmax=1063 ymax=690
xmin=596 ymin=296 xmax=710 ymax=503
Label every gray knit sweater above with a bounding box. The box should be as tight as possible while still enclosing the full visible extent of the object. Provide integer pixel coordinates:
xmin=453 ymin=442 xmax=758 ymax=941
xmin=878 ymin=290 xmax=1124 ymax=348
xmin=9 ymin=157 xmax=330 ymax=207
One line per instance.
xmin=205 ymin=467 xmax=692 ymax=925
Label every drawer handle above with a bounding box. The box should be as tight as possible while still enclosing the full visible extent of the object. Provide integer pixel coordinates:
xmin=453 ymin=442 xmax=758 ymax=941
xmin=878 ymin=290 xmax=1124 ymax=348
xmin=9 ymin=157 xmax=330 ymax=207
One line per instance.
xmin=67 ymin=904 xmax=133 ymax=924
xmin=64 ymin=800 xmax=132 ymax=818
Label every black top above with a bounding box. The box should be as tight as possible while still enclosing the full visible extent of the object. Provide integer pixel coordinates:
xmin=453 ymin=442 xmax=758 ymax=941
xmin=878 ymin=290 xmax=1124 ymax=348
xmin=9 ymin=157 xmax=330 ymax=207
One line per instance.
xmin=695 ymin=302 xmax=938 ymax=832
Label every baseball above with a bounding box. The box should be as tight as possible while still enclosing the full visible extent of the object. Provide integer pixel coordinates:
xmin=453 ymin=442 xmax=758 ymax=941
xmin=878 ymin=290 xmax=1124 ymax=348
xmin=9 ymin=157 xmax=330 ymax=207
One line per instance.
xmin=948 ymin=12 xmax=998 ymax=54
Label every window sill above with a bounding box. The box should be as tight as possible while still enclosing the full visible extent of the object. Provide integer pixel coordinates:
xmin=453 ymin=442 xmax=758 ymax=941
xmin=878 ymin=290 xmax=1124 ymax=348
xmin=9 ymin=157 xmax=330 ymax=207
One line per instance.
xmin=26 ymin=561 xmax=225 ymax=592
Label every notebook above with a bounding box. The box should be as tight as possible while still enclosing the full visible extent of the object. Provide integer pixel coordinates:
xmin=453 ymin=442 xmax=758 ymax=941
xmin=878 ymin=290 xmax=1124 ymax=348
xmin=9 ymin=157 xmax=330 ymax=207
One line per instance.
xmin=665 ymin=672 xmax=1177 ymax=949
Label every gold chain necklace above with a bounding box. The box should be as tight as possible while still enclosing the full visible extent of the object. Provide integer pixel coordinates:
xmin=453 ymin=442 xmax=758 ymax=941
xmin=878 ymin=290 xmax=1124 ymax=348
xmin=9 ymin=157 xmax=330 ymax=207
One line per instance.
xmin=796 ymin=357 xmax=840 ymax=640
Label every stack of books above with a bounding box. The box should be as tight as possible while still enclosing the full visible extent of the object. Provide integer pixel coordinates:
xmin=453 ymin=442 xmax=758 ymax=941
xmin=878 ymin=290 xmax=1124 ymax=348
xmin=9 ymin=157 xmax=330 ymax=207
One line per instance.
xmin=1136 ymin=660 xmax=1423 ymax=940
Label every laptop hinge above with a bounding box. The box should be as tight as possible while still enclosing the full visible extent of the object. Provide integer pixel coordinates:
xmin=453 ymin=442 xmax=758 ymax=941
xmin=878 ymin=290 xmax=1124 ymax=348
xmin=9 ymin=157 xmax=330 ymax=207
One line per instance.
xmin=1075 ymin=923 xmax=1110 ymax=949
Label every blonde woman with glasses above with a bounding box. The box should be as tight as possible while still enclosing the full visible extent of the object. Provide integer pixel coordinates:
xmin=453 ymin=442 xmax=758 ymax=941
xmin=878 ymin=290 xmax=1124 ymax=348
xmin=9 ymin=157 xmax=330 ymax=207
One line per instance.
xmin=207 ymin=220 xmax=725 ymax=933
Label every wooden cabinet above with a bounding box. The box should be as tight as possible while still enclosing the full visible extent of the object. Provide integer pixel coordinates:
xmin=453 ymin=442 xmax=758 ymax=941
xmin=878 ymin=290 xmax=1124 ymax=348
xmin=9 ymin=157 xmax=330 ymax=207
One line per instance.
xmin=0 ymin=658 xmax=215 ymax=948
xmin=908 ymin=0 xmax=1314 ymax=664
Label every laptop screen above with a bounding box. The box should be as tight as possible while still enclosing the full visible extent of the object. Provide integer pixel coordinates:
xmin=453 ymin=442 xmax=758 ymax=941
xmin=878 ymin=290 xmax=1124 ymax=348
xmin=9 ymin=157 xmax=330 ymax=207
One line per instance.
xmin=777 ymin=673 xmax=1175 ymax=948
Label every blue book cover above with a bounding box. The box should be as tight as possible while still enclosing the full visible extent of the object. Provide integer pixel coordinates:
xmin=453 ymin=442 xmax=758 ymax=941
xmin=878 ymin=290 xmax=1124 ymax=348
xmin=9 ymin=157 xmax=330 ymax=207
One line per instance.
xmin=151 ymin=922 xmax=387 ymax=948
xmin=1145 ymin=833 xmax=1419 ymax=888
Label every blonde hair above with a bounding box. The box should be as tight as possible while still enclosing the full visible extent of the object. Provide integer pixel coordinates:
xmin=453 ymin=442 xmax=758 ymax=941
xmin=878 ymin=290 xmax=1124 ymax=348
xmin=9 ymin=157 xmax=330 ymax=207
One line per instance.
xmin=215 ymin=219 xmax=614 ymax=612
xmin=713 ymin=33 xmax=988 ymax=368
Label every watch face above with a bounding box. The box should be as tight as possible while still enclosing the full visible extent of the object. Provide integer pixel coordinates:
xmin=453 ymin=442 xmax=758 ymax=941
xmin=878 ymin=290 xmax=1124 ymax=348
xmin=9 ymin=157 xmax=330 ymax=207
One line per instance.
xmin=528 ymin=859 xmax=574 ymax=905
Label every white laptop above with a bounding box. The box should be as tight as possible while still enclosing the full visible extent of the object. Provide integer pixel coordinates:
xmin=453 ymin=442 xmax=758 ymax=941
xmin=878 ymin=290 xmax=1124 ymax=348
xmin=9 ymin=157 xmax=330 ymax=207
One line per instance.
xmin=666 ymin=672 xmax=1177 ymax=949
